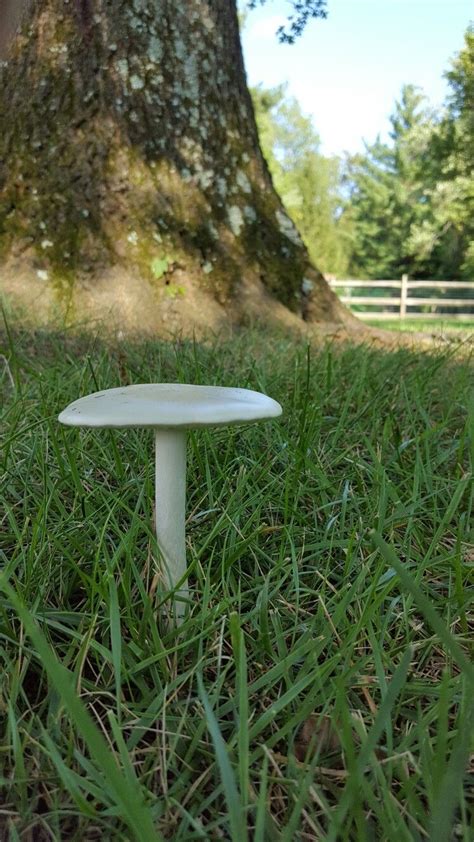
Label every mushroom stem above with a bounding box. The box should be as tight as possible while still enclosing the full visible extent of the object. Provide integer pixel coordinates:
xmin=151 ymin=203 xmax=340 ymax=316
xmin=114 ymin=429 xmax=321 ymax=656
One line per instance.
xmin=154 ymin=428 xmax=188 ymax=621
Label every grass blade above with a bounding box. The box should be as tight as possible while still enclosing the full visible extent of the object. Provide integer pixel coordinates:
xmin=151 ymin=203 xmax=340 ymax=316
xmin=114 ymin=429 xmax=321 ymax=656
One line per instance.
xmin=371 ymin=531 xmax=474 ymax=682
xmin=230 ymin=612 xmax=250 ymax=811
xmin=197 ymin=673 xmax=246 ymax=842
xmin=0 ymin=576 xmax=160 ymax=841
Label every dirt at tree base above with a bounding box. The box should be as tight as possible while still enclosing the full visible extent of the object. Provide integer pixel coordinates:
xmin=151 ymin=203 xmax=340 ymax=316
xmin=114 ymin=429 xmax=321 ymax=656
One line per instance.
xmin=2 ymin=257 xmax=459 ymax=352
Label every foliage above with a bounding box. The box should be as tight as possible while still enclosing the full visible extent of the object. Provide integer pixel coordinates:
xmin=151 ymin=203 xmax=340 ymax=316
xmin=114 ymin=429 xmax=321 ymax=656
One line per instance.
xmin=246 ymin=0 xmax=328 ymax=43
xmin=342 ymin=86 xmax=439 ymax=279
xmin=249 ymin=23 xmax=472 ymax=284
xmin=252 ymin=84 xmax=351 ymax=277
xmin=343 ymin=28 xmax=474 ymax=281
xmin=0 ymin=325 xmax=472 ymax=838
xmin=430 ymin=26 xmax=474 ymax=278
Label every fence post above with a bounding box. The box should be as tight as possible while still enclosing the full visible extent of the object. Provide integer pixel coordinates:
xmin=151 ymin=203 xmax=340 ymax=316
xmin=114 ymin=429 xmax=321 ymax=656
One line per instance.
xmin=400 ymin=274 xmax=408 ymax=318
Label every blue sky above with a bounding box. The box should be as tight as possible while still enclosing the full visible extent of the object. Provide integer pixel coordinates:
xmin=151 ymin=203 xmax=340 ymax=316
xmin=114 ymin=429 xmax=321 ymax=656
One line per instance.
xmin=241 ymin=0 xmax=472 ymax=156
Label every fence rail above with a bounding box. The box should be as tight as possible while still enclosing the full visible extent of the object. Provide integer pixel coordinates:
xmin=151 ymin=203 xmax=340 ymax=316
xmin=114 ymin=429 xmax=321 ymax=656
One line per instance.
xmin=328 ymin=275 xmax=474 ymax=320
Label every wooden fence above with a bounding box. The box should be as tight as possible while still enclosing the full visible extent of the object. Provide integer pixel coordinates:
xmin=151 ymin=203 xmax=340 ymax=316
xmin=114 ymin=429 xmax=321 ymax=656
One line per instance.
xmin=328 ymin=275 xmax=474 ymax=320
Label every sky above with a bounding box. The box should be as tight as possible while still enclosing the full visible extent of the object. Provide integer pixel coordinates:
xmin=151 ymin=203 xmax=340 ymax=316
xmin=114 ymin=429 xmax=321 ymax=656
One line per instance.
xmin=241 ymin=0 xmax=472 ymax=157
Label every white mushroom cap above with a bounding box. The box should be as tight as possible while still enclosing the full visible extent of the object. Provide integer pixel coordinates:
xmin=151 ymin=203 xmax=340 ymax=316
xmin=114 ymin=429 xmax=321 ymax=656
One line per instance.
xmin=58 ymin=384 xmax=282 ymax=429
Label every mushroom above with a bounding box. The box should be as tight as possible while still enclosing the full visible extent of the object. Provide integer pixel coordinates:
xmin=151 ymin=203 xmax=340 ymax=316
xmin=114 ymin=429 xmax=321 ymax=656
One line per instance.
xmin=59 ymin=384 xmax=282 ymax=623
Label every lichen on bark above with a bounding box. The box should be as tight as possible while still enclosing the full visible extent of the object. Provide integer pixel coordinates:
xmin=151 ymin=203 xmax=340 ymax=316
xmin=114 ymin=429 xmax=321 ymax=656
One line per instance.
xmin=0 ymin=0 xmax=349 ymax=331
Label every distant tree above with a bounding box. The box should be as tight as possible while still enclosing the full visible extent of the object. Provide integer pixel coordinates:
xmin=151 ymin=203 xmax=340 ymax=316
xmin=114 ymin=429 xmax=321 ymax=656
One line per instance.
xmin=252 ymin=84 xmax=350 ymax=277
xmin=343 ymin=85 xmax=435 ymax=279
xmin=343 ymin=30 xmax=474 ymax=282
xmin=413 ymin=27 xmax=474 ymax=279
xmin=445 ymin=26 xmax=474 ymax=155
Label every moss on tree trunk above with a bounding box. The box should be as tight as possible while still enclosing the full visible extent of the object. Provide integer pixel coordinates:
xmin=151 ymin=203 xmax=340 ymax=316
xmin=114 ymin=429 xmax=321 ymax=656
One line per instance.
xmin=0 ymin=0 xmax=350 ymax=334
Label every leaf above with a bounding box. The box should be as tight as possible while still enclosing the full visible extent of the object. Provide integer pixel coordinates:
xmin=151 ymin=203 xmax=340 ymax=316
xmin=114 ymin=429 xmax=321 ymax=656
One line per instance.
xmin=164 ymin=283 xmax=185 ymax=299
xmin=150 ymin=257 xmax=169 ymax=279
xmin=294 ymin=713 xmax=342 ymax=762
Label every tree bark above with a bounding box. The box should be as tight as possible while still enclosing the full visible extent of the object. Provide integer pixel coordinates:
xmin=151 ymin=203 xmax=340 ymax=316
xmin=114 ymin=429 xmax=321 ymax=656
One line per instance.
xmin=0 ymin=0 xmax=350 ymax=334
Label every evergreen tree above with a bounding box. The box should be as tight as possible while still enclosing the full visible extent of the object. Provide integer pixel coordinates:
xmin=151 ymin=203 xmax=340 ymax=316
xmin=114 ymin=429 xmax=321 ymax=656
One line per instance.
xmin=344 ymin=31 xmax=474 ymax=283
xmin=413 ymin=27 xmax=474 ymax=279
xmin=343 ymin=85 xmax=435 ymax=279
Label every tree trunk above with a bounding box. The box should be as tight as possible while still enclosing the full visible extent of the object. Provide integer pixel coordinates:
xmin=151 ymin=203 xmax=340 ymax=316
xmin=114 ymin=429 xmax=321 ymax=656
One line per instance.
xmin=0 ymin=0 xmax=350 ymax=335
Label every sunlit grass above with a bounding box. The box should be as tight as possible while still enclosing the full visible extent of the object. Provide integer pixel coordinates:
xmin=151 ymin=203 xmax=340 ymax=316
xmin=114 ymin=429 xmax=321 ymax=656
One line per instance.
xmin=366 ymin=317 xmax=474 ymax=334
xmin=1 ymin=325 xmax=473 ymax=840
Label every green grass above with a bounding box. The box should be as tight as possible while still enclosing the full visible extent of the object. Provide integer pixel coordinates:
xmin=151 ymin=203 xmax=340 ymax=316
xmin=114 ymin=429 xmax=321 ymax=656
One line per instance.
xmin=1 ymin=325 xmax=473 ymax=841
xmin=365 ymin=317 xmax=474 ymax=334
